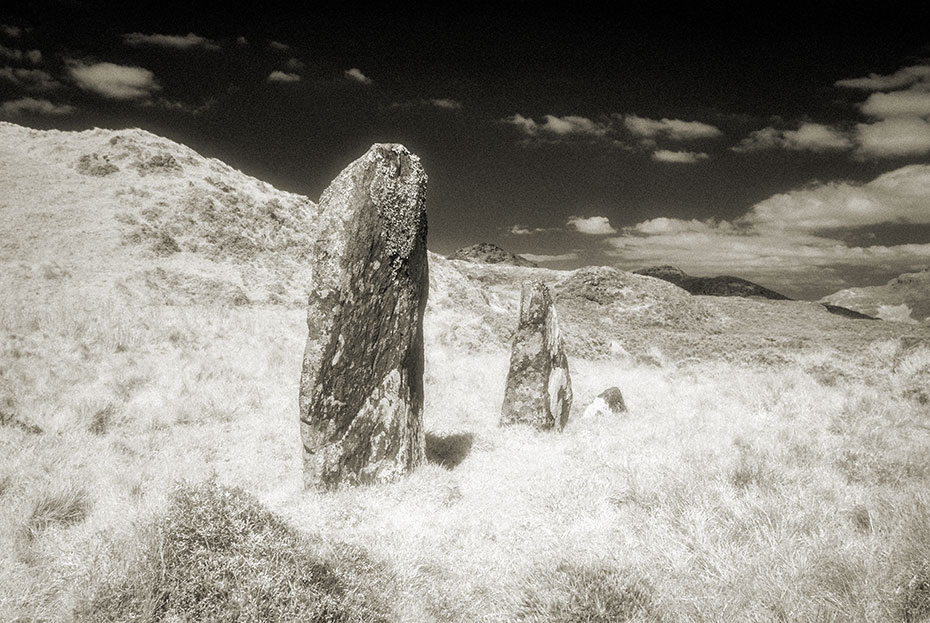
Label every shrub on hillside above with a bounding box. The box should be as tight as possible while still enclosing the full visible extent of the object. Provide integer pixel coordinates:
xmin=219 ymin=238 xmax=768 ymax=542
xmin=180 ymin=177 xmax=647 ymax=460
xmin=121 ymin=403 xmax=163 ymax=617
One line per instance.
xmin=76 ymin=481 xmax=389 ymax=623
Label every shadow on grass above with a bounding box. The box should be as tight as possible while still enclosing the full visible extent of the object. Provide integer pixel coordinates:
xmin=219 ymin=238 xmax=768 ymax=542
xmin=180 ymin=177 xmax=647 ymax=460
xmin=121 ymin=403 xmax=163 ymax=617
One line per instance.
xmin=425 ymin=432 xmax=474 ymax=468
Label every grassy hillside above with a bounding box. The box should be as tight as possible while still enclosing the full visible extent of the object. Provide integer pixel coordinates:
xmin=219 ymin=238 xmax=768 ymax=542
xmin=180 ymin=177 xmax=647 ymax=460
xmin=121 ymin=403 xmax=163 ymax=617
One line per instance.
xmin=2 ymin=123 xmax=930 ymax=622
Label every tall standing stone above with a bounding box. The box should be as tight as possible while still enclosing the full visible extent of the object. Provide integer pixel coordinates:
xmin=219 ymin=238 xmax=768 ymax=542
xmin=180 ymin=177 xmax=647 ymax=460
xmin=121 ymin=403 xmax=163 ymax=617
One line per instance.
xmin=299 ymin=144 xmax=428 ymax=488
xmin=501 ymin=280 xmax=573 ymax=430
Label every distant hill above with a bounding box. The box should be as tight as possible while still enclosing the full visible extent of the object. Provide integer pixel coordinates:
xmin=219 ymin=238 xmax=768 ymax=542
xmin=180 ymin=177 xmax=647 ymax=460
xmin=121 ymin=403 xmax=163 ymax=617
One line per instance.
xmin=635 ymin=265 xmax=791 ymax=300
xmin=821 ymin=270 xmax=930 ymax=323
xmin=447 ymin=243 xmax=538 ymax=268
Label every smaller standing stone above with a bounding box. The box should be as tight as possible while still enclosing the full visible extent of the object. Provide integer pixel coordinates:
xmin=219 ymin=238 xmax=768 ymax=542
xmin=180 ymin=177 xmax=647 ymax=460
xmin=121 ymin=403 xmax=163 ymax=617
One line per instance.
xmin=582 ymin=386 xmax=627 ymax=418
xmin=501 ymin=280 xmax=572 ymax=430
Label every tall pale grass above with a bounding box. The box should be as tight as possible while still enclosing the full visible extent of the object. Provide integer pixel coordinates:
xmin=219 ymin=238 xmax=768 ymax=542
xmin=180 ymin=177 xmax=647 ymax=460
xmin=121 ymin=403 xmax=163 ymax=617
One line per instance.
xmin=1 ymin=295 xmax=929 ymax=621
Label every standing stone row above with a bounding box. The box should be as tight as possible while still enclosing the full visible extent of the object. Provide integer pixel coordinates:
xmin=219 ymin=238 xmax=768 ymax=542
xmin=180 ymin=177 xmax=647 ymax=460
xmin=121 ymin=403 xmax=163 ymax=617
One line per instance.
xmin=298 ymin=144 xmax=593 ymax=489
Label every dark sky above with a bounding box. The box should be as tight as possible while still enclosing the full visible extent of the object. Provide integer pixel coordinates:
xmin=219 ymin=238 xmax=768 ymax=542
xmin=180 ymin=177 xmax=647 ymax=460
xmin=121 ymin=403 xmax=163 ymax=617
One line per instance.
xmin=3 ymin=2 xmax=930 ymax=298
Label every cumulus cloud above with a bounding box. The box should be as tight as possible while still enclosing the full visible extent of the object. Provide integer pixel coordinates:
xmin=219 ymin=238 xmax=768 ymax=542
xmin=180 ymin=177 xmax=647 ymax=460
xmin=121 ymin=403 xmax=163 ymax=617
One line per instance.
xmin=604 ymin=163 xmax=930 ymax=297
xmin=121 ymin=32 xmax=219 ymax=50
xmin=0 ymin=66 xmax=60 ymax=90
xmin=503 ymin=113 xmax=610 ymax=138
xmin=1 ymin=24 xmax=23 ymax=38
xmin=269 ymin=40 xmax=290 ymax=51
xmin=344 ymin=67 xmax=372 ymax=84
xmin=520 ymin=252 xmax=580 ymax=263
xmin=285 ymin=57 xmax=305 ymax=71
xmin=622 ymin=114 xmax=722 ymax=141
xmin=855 ymin=118 xmax=930 ymax=158
xmin=0 ymin=44 xmax=41 ymax=64
xmin=733 ymin=123 xmax=853 ymax=153
xmin=835 ymin=64 xmax=930 ymax=91
xmin=567 ymin=215 xmax=617 ymax=235
xmin=267 ymin=70 xmax=300 ymax=83
xmin=428 ymin=98 xmax=462 ymax=109
xmin=509 ymin=224 xmax=551 ymax=235
xmin=860 ymin=90 xmax=930 ymax=118
xmin=831 ymin=63 xmax=930 ymax=158
xmin=68 ymin=60 xmax=160 ymax=100
xmin=392 ymin=98 xmax=463 ymax=110
xmin=742 ymin=164 xmax=930 ymax=231
xmin=0 ymin=97 xmax=74 ymax=116
xmin=236 ymin=36 xmax=248 ymax=46
xmin=651 ymin=149 xmax=708 ymax=163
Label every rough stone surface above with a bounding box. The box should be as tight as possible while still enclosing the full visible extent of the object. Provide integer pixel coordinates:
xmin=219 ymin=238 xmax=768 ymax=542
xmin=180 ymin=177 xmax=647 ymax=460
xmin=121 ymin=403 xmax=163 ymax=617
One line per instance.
xmin=299 ymin=144 xmax=428 ymax=488
xmin=501 ymin=280 xmax=572 ymax=430
xmin=583 ymin=386 xmax=627 ymax=418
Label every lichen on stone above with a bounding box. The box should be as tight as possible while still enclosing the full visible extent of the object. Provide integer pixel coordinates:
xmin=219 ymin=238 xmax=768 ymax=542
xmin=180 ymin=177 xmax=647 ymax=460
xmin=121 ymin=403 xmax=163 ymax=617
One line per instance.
xmin=368 ymin=144 xmax=428 ymax=267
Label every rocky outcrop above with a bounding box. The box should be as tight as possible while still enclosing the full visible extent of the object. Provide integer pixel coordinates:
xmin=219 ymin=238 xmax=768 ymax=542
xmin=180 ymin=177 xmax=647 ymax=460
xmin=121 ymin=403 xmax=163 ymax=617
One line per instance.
xmin=582 ymin=387 xmax=627 ymax=418
xmin=448 ymin=242 xmax=538 ymax=268
xmin=821 ymin=269 xmax=930 ymax=323
xmin=299 ymin=144 xmax=429 ymax=489
xmin=501 ymin=280 xmax=572 ymax=430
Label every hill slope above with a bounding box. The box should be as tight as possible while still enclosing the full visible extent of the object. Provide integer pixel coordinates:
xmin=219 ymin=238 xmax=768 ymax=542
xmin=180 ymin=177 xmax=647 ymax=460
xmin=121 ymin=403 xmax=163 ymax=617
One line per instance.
xmin=635 ymin=265 xmax=791 ymax=300
xmin=0 ymin=121 xmax=317 ymax=308
xmin=821 ymin=269 xmax=930 ymax=323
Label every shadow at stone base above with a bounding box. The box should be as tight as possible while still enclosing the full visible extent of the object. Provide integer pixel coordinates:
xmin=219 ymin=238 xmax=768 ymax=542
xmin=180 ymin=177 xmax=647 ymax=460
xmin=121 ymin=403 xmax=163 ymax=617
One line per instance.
xmin=425 ymin=432 xmax=475 ymax=468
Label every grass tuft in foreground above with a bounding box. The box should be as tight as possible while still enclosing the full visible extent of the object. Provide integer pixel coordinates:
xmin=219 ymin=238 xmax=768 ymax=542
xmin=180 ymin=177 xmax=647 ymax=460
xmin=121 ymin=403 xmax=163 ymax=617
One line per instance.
xmin=76 ymin=480 xmax=389 ymax=623
xmin=516 ymin=562 xmax=670 ymax=623
xmin=25 ymin=486 xmax=91 ymax=541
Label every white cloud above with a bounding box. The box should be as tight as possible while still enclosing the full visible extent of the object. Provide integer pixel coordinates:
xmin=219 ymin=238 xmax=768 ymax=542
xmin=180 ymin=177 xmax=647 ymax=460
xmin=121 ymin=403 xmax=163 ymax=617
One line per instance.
xmin=344 ymin=67 xmax=372 ymax=84
xmin=285 ymin=57 xmax=305 ymax=71
xmin=68 ymin=60 xmax=160 ymax=100
xmin=0 ymin=44 xmax=41 ymax=63
xmin=520 ymin=252 xmax=580 ymax=263
xmin=622 ymin=114 xmax=722 ymax=141
xmin=1 ymin=24 xmax=23 ymax=38
xmin=835 ymin=64 xmax=930 ymax=91
xmin=0 ymin=66 xmax=60 ymax=90
xmin=633 ymin=217 xmax=723 ymax=235
xmin=743 ymin=164 xmax=930 ymax=230
xmin=567 ymin=215 xmax=617 ymax=235
xmin=236 ymin=36 xmax=248 ymax=46
xmin=269 ymin=40 xmax=290 ymax=51
xmin=122 ymin=32 xmax=220 ymax=50
xmin=860 ymin=90 xmax=930 ymax=119
xmin=733 ymin=123 xmax=853 ymax=153
xmin=267 ymin=70 xmax=300 ymax=83
xmin=0 ymin=97 xmax=74 ymax=116
xmin=503 ymin=113 xmax=609 ymax=138
xmin=428 ymin=98 xmax=462 ymax=110
xmin=651 ymin=149 xmax=709 ymax=163
xmin=855 ymin=117 xmax=930 ymax=158
xmin=832 ymin=63 xmax=930 ymax=158
xmin=509 ymin=224 xmax=551 ymax=235
xmin=604 ymin=163 xmax=930 ymax=296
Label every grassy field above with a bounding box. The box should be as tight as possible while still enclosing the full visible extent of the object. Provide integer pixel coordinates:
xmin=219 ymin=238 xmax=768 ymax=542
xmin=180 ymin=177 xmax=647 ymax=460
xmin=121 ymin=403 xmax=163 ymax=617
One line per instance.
xmin=2 ymin=123 xmax=930 ymax=622
xmin=2 ymin=286 xmax=930 ymax=622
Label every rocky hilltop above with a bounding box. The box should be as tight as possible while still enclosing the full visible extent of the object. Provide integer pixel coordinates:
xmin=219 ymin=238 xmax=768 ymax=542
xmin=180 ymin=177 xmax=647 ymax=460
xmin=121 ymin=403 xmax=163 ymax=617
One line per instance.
xmin=821 ymin=269 xmax=930 ymax=323
xmin=447 ymin=242 xmax=538 ymax=267
xmin=635 ymin=265 xmax=790 ymax=300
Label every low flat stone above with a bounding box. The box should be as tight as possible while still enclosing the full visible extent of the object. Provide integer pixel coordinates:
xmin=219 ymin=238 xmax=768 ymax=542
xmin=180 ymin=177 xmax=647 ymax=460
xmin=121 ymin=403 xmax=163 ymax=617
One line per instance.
xmin=582 ymin=386 xmax=627 ymax=418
